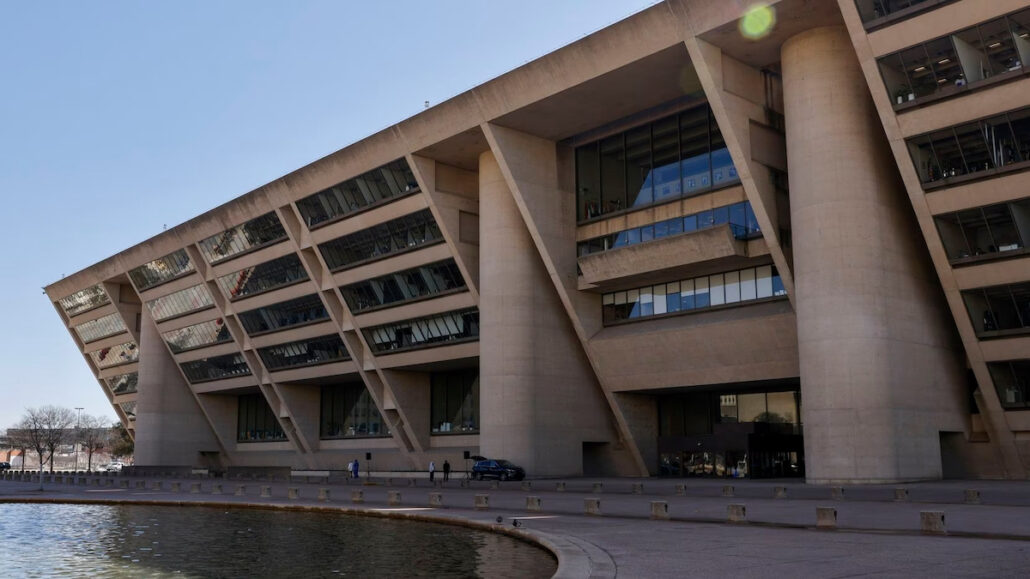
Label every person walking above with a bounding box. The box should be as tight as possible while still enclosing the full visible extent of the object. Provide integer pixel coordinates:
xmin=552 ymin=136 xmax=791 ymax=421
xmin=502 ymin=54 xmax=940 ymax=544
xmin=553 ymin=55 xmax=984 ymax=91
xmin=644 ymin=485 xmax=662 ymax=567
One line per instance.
xmin=428 ymin=460 xmax=436 ymax=482
xmin=443 ymin=460 xmax=451 ymax=482
xmin=351 ymin=459 xmax=359 ymax=479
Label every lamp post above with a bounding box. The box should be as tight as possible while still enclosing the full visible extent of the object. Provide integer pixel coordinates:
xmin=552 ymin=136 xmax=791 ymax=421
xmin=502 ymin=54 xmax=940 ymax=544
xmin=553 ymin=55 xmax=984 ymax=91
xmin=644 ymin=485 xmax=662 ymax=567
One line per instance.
xmin=74 ymin=407 xmax=83 ymax=472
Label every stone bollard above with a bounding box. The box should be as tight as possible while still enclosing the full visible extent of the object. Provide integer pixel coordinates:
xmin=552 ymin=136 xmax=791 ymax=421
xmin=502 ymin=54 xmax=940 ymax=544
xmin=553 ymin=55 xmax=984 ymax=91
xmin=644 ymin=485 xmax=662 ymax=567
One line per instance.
xmin=92 ymin=478 xmax=100 ymax=486
xmin=79 ymin=477 xmax=88 ymax=486
xmin=831 ymin=487 xmax=845 ymax=501
xmin=650 ymin=501 xmax=670 ymax=520
xmin=964 ymin=489 xmax=981 ymax=505
xmin=526 ymin=496 xmax=542 ymax=512
xmin=135 ymin=480 xmax=145 ymax=489
xmin=475 ymin=494 xmax=489 ymax=510
xmin=816 ymin=507 xmax=838 ymax=530
xmin=774 ymin=486 xmax=787 ymax=499
xmin=288 ymin=487 xmax=299 ymax=500
xmin=584 ymin=498 xmax=602 ymax=516
xmin=894 ymin=488 xmax=909 ymax=502
xmin=318 ymin=488 xmax=331 ymax=502
xmin=592 ymin=483 xmax=603 ymax=494
xmin=632 ymin=483 xmax=643 ymax=495
xmin=388 ymin=491 xmax=402 ymax=506
xmin=235 ymin=485 xmax=246 ymax=497
xmin=351 ymin=490 xmax=364 ymax=504
xmin=675 ymin=484 xmax=686 ymax=496
xmin=722 ymin=485 xmax=734 ymax=497
xmin=727 ymin=504 xmax=746 ymax=523
xmin=212 ymin=483 xmax=223 ymax=495
xmin=521 ymin=481 xmax=532 ymax=492
xmin=921 ymin=511 xmax=947 ymax=535
xmin=119 ymin=480 xmax=129 ymax=489
xmin=171 ymin=482 xmax=181 ymax=493
xmin=408 ymin=479 xmax=417 ymax=487
xmin=66 ymin=476 xmax=75 ymax=486
xmin=260 ymin=486 xmax=272 ymax=498
xmin=55 ymin=476 xmax=63 ymax=484
xmin=104 ymin=479 xmax=114 ymax=488
xmin=489 ymin=481 xmax=499 ymax=490
xmin=556 ymin=482 xmax=566 ymax=492
xmin=429 ymin=492 xmax=443 ymax=507
xmin=190 ymin=482 xmax=201 ymax=494
xmin=459 ymin=479 xmax=469 ymax=488
xmin=151 ymin=481 xmax=163 ymax=491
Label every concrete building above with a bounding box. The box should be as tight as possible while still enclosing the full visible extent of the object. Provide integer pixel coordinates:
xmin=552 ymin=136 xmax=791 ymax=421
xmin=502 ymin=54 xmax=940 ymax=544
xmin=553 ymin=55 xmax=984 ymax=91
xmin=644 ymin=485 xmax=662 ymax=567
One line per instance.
xmin=46 ymin=0 xmax=1030 ymax=483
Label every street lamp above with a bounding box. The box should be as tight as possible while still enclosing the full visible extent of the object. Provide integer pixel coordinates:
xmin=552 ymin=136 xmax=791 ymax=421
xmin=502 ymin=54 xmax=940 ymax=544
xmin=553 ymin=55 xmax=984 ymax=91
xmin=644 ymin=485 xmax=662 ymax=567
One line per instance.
xmin=74 ymin=407 xmax=83 ymax=472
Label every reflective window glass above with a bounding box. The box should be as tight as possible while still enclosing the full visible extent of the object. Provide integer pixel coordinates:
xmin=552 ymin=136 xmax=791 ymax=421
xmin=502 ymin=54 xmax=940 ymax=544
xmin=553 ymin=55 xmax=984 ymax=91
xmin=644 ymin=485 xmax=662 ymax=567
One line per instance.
xmin=89 ymin=341 xmax=138 ymax=369
xmin=237 ymin=393 xmax=286 ymax=441
xmin=577 ymin=142 xmax=602 ymax=220
xmin=363 ymin=308 xmax=479 ymax=354
xmin=129 ymin=249 xmax=194 ymax=291
xmin=74 ymin=313 xmax=126 ymax=343
xmin=197 ymin=212 xmax=287 ymax=264
xmin=59 ymin=285 xmax=110 ymax=317
xmin=162 ymin=318 xmax=232 ymax=353
xmin=146 ymin=284 xmax=214 ymax=321
xmin=600 ymin=135 xmax=627 ymax=215
xmin=296 ymin=159 xmax=418 ymax=229
xmin=181 ymin=353 xmax=251 ymax=384
xmin=626 ymin=125 xmax=652 ymax=207
xmin=988 ymin=360 xmax=1030 ymax=409
xmin=340 ymin=260 xmax=466 ymax=313
xmin=321 ymin=383 xmax=387 ymax=439
xmin=652 ymin=115 xmax=681 ymax=201
xmin=431 ymin=369 xmax=479 ymax=434
xmin=238 ymin=294 xmax=329 ymax=335
xmin=108 ymin=372 xmax=138 ymax=396
xmin=318 ymin=209 xmax=444 ymax=271
xmin=259 ymin=334 xmax=350 ymax=371
xmin=119 ymin=401 xmax=137 ymax=421
xmin=216 ymin=253 xmax=309 ymax=300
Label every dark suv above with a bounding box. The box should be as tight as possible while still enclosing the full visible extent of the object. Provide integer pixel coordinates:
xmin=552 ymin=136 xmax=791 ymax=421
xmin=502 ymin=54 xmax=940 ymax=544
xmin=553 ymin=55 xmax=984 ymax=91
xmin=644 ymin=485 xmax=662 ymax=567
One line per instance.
xmin=472 ymin=459 xmax=525 ymax=481
xmin=0 ymin=461 xmax=10 ymax=470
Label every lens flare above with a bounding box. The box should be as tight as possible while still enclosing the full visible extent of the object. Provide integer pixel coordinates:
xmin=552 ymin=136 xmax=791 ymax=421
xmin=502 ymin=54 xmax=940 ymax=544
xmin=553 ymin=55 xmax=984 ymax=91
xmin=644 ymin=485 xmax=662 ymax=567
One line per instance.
xmin=740 ymin=4 xmax=776 ymax=40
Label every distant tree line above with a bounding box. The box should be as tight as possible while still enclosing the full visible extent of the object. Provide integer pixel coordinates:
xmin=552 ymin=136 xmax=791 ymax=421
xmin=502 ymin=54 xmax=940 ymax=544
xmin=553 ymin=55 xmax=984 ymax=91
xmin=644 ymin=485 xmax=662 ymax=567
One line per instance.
xmin=5 ymin=405 xmax=133 ymax=472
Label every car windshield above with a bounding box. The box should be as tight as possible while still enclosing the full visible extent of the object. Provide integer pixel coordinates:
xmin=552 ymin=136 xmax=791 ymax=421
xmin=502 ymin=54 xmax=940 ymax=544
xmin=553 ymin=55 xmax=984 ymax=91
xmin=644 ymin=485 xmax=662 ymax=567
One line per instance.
xmin=496 ymin=460 xmax=513 ymax=467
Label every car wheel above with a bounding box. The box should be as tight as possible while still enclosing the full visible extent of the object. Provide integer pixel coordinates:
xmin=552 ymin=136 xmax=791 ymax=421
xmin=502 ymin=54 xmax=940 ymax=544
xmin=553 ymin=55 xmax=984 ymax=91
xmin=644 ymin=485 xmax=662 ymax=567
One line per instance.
xmin=500 ymin=473 xmax=509 ymax=482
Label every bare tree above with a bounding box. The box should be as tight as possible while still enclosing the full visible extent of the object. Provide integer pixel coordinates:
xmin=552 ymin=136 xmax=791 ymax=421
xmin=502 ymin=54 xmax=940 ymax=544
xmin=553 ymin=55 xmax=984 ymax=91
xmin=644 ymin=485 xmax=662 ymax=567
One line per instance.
xmin=5 ymin=428 xmax=31 ymax=472
xmin=21 ymin=406 xmax=75 ymax=475
xmin=78 ymin=414 xmax=110 ymax=472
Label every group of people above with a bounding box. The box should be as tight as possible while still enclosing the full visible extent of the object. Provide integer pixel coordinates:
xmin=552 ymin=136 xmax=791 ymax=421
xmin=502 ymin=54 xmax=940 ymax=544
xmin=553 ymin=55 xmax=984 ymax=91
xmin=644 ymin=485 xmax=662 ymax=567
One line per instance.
xmin=345 ymin=459 xmax=453 ymax=481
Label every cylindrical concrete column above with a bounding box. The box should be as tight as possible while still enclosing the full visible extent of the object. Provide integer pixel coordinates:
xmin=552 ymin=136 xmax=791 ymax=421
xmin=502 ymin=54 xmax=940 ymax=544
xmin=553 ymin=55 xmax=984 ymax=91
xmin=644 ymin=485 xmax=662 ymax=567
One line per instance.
xmin=782 ymin=26 xmax=965 ymax=483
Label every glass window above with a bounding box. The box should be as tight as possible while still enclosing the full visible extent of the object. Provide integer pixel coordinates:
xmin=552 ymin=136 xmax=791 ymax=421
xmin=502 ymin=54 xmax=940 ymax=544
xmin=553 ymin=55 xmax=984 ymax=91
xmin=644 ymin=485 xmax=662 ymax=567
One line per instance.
xmin=756 ymin=265 xmax=774 ymax=298
xmin=936 ymin=199 xmax=1030 ymax=261
xmin=162 ymin=318 xmax=232 ymax=353
xmin=363 ymin=308 xmax=479 ymax=354
xmin=431 ymin=369 xmax=479 ymax=434
xmin=1009 ymin=108 xmax=1030 ymax=163
xmin=737 ymin=393 xmax=767 ymax=423
xmin=145 ymin=284 xmax=214 ymax=321
xmin=107 ymin=372 xmax=138 ymax=396
xmin=577 ymin=142 xmax=602 ymax=220
xmin=988 ymin=359 xmax=1030 ymax=409
xmin=89 ymin=341 xmax=138 ymax=369
xmin=321 ymin=383 xmax=387 ymax=438
xmin=197 ymin=212 xmax=288 ymax=264
xmin=340 ymin=260 xmax=466 ymax=313
xmin=678 ymin=279 xmax=694 ymax=311
xmin=181 ymin=353 xmax=251 ymax=384
xmin=216 ymin=253 xmax=309 ymax=300
xmin=129 ymin=249 xmax=194 ymax=291
xmin=318 ymin=209 xmax=444 ymax=271
xmin=296 ymin=159 xmax=418 ymax=229
xmin=237 ymin=294 xmax=329 ymax=335
xmin=652 ymin=115 xmax=681 ymax=201
xmin=854 ymin=0 xmax=945 ymax=24
xmin=739 ymin=268 xmax=757 ymax=301
xmin=119 ymin=401 xmax=137 ymax=421
xmin=680 ymin=106 xmax=711 ymax=196
xmin=964 ymin=281 xmax=1030 ymax=335
xmin=58 ymin=285 xmax=110 ymax=317
xmin=600 ymin=134 xmax=626 ymax=215
xmin=724 ymin=271 xmax=741 ymax=304
xmin=260 ymin=334 xmax=350 ymax=371
xmin=626 ymin=125 xmax=652 ymax=207
xmin=654 ymin=284 xmax=668 ymax=315
xmin=978 ymin=18 xmax=1020 ymax=76
xmin=953 ymin=121 xmax=993 ymax=176
xmin=694 ymin=277 xmax=710 ymax=308
xmin=74 ymin=313 xmax=126 ymax=343
xmin=710 ymin=108 xmax=736 ymax=187
xmin=237 ymin=393 xmax=286 ymax=442
xmin=765 ymin=391 xmax=798 ymax=424
xmin=709 ymin=274 xmax=725 ymax=306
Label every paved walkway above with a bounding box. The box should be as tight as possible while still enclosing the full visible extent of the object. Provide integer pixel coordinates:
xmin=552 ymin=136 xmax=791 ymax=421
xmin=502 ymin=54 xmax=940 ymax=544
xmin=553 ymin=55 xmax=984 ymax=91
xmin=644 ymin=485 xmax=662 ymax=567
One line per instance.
xmin=4 ymin=474 xmax=1030 ymax=577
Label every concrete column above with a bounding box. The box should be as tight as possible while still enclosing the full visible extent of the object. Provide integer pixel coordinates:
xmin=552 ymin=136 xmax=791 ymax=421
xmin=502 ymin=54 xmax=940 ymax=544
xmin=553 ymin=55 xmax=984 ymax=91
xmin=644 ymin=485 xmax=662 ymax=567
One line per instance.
xmin=782 ymin=26 xmax=966 ymax=483
xmin=135 ymin=309 xmax=221 ymax=467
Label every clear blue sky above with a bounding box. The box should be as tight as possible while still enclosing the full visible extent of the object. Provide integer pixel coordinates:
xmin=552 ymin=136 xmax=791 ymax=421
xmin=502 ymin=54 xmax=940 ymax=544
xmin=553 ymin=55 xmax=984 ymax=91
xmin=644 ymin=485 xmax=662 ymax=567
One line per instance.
xmin=0 ymin=1 xmax=658 ymax=428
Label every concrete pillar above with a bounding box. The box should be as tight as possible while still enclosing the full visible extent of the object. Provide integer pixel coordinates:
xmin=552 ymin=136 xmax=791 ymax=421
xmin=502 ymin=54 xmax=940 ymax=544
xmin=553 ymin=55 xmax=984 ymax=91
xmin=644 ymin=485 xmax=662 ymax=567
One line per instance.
xmin=831 ymin=487 xmax=845 ymax=501
xmin=190 ymin=482 xmax=201 ymax=493
xmin=235 ymin=485 xmax=246 ymax=496
xmin=650 ymin=501 xmax=669 ymax=520
xmin=526 ymin=496 xmax=542 ymax=512
xmin=318 ymin=488 xmax=330 ymax=502
xmin=288 ymin=487 xmax=299 ymax=500
xmin=816 ymin=507 xmax=838 ymax=529
xmin=727 ymin=504 xmax=746 ymax=523
xmin=260 ymin=486 xmax=272 ymax=498
xmin=388 ymin=491 xmax=402 ymax=505
xmin=631 ymin=483 xmax=643 ymax=495
xmin=722 ymin=485 xmax=734 ymax=497
xmin=429 ymin=492 xmax=443 ymax=507
xmin=474 ymin=494 xmax=489 ymax=510
xmin=921 ymin=511 xmax=947 ymax=535
xmin=584 ymin=498 xmax=601 ymax=516
xmin=964 ymin=489 xmax=981 ymax=504
xmin=782 ymin=26 xmax=965 ymax=484
xmin=521 ymin=481 xmax=532 ymax=492
xmin=774 ymin=486 xmax=787 ymax=499
xmin=351 ymin=490 xmax=364 ymax=504
xmin=894 ymin=488 xmax=909 ymax=501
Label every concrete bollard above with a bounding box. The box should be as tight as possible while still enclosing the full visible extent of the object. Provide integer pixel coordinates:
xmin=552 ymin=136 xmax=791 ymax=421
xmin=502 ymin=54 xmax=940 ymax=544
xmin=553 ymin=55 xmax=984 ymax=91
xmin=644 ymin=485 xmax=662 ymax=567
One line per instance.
xmin=521 ymin=481 xmax=532 ymax=492
xmin=774 ymin=486 xmax=787 ymax=499
xmin=722 ymin=485 xmax=734 ymax=497
xmin=489 ymin=481 xmax=499 ymax=490
xmin=288 ymin=487 xmax=299 ymax=500
xmin=675 ymin=484 xmax=686 ymax=496
xmin=556 ymin=482 xmax=566 ymax=492
xmin=894 ymin=488 xmax=909 ymax=502
xmin=351 ymin=490 xmax=364 ymax=504
xmin=66 ymin=476 xmax=75 ymax=486
xmin=459 ymin=479 xmax=469 ymax=488
xmin=190 ymin=482 xmax=201 ymax=494
xmin=235 ymin=485 xmax=246 ymax=496
xmin=429 ymin=492 xmax=443 ymax=507
xmin=119 ymin=480 xmax=129 ymax=489
xmin=79 ymin=477 xmax=88 ymax=486
xmin=650 ymin=501 xmax=669 ymax=520
xmin=831 ymin=487 xmax=845 ymax=501
xmin=526 ymin=496 xmax=542 ymax=512
xmin=632 ymin=483 xmax=643 ymax=495
xmin=104 ymin=479 xmax=114 ymax=488
xmin=318 ymin=488 xmax=331 ymax=502
xmin=584 ymin=498 xmax=602 ymax=516
xmin=727 ymin=504 xmax=746 ymax=523
xmin=135 ymin=480 xmax=145 ymax=489
xmin=921 ymin=511 xmax=947 ymax=535
xmin=91 ymin=478 xmax=100 ymax=486
xmin=964 ymin=489 xmax=981 ymax=505
xmin=592 ymin=483 xmax=603 ymax=494
xmin=388 ymin=491 xmax=402 ymax=506
xmin=171 ymin=482 xmax=181 ymax=493
xmin=260 ymin=486 xmax=272 ymax=498
xmin=151 ymin=481 xmax=163 ymax=491
xmin=816 ymin=507 xmax=838 ymax=530
xmin=475 ymin=494 xmax=489 ymax=510
xmin=55 ymin=476 xmax=63 ymax=484
xmin=212 ymin=483 xmax=223 ymax=495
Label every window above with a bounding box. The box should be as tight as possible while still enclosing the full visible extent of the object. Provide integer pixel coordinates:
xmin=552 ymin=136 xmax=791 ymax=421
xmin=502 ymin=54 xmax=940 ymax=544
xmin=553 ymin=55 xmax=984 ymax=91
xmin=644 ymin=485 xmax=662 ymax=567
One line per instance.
xmin=575 ymin=103 xmax=739 ymax=222
xmin=197 ymin=212 xmax=288 ymax=264
xmin=237 ymin=394 xmax=286 ymax=442
xmin=89 ymin=341 xmax=138 ymax=369
xmin=237 ymin=294 xmax=329 ymax=335
xmin=58 ymin=284 xmax=110 ymax=317
xmin=318 ymin=209 xmax=444 ymax=271
xmin=108 ymin=372 xmax=138 ymax=396
xmin=259 ymin=334 xmax=350 ymax=371
xmin=180 ymin=353 xmax=251 ymax=384
xmin=320 ymin=383 xmax=387 ymax=439
xmin=339 ymin=260 xmax=467 ymax=313
xmin=119 ymin=401 xmax=137 ymax=421
xmin=934 ymin=198 xmax=1030 ymax=262
xmin=162 ymin=318 xmax=232 ymax=353
xmin=854 ymin=0 xmax=956 ymax=26
xmin=296 ymin=159 xmax=419 ymax=229
xmin=988 ymin=360 xmax=1030 ymax=409
xmin=364 ymin=308 xmax=479 ymax=354
xmin=431 ymin=369 xmax=479 ymax=434
xmin=73 ymin=313 xmax=127 ymax=343
xmin=216 ymin=253 xmax=309 ymax=300
xmin=963 ymin=281 xmax=1030 ymax=336
xmin=145 ymin=284 xmax=214 ymax=321
xmin=129 ymin=249 xmax=194 ymax=291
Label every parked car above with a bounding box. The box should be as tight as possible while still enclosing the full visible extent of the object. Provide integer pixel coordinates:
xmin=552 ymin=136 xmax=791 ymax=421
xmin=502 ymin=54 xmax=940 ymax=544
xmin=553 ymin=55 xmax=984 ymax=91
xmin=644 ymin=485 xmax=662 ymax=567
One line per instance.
xmin=472 ymin=459 xmax=525 ymax=481
xmin=97 ymin=462 xmax=124 ymax=473
xmin=0 ymin=461 xmax=10 ymax=471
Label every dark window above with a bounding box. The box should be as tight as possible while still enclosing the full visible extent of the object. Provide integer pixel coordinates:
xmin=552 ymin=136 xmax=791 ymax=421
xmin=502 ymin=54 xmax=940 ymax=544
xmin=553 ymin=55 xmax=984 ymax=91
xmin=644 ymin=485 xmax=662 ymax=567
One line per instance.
xmin=216 ymin=253 xmax=309 ymax=300
xmin=180 ymin=353 xmax=251 ymax=384
xmin=854 ymin=0 xmax=956 ymax=25
xmin=988 ymin=359 xmax=1030 ymax=409
xmin=296 ymin=159 xmax=419 ymax=229
xmin=58 ymin=284 xmax=110 ymax=317
xmin=318 ymin=209 xmax=444 ymax=271
xmin=197 ymin=212 xmax=288 ymax=264
xmin=340 ymin=260 xmax=466 ymax=313
xmin=431 ymin=369 xmax=479 ymax=434
xmin=963 ymin=281 xmax=1030 ymax=336
xmin=237 ymin=394 xmax=287 ymax=442
xmin=364 ymin=308 xmax=479 ymax=354
xmin=129 ymin=249 xmax=194 ymax=291
xmin=934 ymin=198 xmax=1030 ymax=262
xmin=320 ymin=383 xmax=387 ymax=438
xmin=259 ymin=334 xmax=350 ymax=371
xmin=162 ymin=318 xmax=232 ymax=353
xmin=237 ymin=294 xmax=329 ymax=335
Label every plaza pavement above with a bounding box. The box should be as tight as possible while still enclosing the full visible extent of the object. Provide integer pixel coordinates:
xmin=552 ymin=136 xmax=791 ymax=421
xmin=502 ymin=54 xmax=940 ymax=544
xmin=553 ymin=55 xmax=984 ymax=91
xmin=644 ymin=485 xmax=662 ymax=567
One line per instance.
xmin=3 ymin=473 xmax=1030 ymax=577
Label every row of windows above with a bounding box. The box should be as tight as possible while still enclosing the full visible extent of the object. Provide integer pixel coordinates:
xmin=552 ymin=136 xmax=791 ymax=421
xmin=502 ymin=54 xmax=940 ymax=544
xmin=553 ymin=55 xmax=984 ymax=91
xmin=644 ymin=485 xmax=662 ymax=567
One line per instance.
xmin=237 ymin=393 xmax=286 ymax=442
xmin=73 ymin=312 xmax=126 ymax=344
xmin=59 ymin=284 xmax=110 ymax=317
xmin=431 ymin=369 xmax=479 ymax=434
xmin=339 ymin=259 xmax=466 ymax=313
xmin=991 ymin=359 xmax=1030 ymax=410
xmin=197 ymin=212 xmax=288 ymax=265
xmin=146 ymin=284 xmax=214 ymax=322
xmin=237 ymin=293 xmax=329 ymax=335
xmin=364 ymin=308 xmax=479 ymax=354
xmin=935 ymin=198 xmax=1030 ymax=263
xmin=180 ymin=353 xmax=251 ymax=384
xmin=296 ymin=159 xmax=419 ymax=229
xmin=878 ymin=8 xmax=1029 ymax=105
xmin=575 ymin=104 xmax=737 ymax=222
xmin=216 ymin=253 xmax=309 ymax=301
xmin=90 ymin=341 xmax=138 ymax=369
xmin=107 ymin=372 xmax=138 ymax=396
xmin=659 ymin=390 xmax=800 ymax=437
xmin=854 ymin=0 xmax=951 ymax=25
xmin=162 ymin=318 xmax=232 ymax=354
xmin=578 ymin=202 xmax=761 ymax=257
xmin=320 ymin=383 xmax=387 ymax=439
xmin=964 ymin=281 xmax=1030 ymax=336
xmin=258 ymin=334 xmax=350 ymax=371
xmin=908 ymin=106 xmax=1030 ymax=186
xmin=603 ymin=265 xmax=786 ymax=324
xmin=318 ymin=209 xmax=444 ymax=272
xmin=120 ymin=401 xmax=137 ymax=421
xmin=129 ymin=249 xmax=194 ymax=291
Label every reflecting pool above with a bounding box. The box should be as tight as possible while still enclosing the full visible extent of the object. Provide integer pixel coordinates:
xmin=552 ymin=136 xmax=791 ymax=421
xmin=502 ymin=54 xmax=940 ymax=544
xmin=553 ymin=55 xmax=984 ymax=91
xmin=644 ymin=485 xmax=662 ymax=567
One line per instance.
xmin=0 ymin=503 xmax=557 ymax=578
